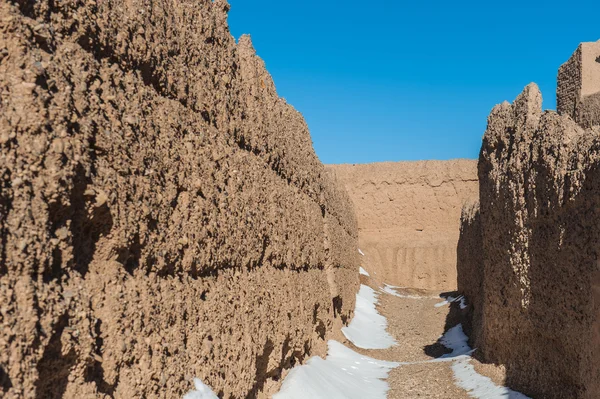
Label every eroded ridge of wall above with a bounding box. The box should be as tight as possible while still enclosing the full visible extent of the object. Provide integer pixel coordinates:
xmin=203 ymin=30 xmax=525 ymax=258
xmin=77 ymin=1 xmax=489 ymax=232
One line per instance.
xmin=462 ymin=80 xmax=600 ymax=398
xmin=456 ymin=200 xmax=482 ymax=334
xmin=0 ymin=1 xmax=359 ymax=398
xmin=329 ymin=161 xmax=478 ymax=290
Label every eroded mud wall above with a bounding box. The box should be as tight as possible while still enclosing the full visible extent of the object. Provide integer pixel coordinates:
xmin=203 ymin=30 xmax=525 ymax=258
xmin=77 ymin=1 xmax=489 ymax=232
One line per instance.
xmin=0 ymin=1 xmax=359 ymax=398
xmin=329 ymin=161 xmax=478 ymax=290
xmin=460 ymin=79 xmax=600 ymax=398
xmin=557 ymin=41 xmax=600 ymax=129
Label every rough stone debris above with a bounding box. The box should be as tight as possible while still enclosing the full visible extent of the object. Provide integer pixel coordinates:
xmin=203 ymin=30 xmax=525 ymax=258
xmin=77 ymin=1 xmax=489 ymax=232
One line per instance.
xmin=457 ymin=43 xmax=600 ymax=399
xmin=0 ymin=1 xmax=359 ymax=397
xmin=330 ymin=161 xmax=478 ymax=291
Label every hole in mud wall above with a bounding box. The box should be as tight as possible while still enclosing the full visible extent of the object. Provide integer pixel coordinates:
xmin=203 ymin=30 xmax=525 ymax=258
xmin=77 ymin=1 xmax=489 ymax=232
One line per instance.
xmin=312 ymin=304 xmax=320 ymax=324
xmin=45 ymin=246 xmax=63 ymax=283
xmin=116 ymin=232 xmax=142 ymax=276
xmin=315 ymin=320 xmax=326 ymax=340
xmin=46 ymin=165 xmax=114 ymax=279
xmin=247 ymin=335 xmax=301 ymax=398
xmin=246 ymin=338 xmax=275 ymax=399
xmin=0 ymin=181 xmax=11 ymax=276
xmin=0 ymin=239 xmax=7 ymax=276
xmin=84 ymin=319 xmax=117 ymax=395
xmin=12 ymin=0 xmax=37 ymax=18
xmin=596 ymin=56 xmax=600 ymax=63
xmin=312 ymin=303 xmax=326 ymax=339
xmin=279 ymin=336 xmax=293 ymax=372
xmin=0 ymin=365 xmax=12 ymax=393
xmin=35 ymin=313 xmax=77 ymax=399
xmin=70 ymin=166 xmax=114 ymax=277
xmin=332 ymin=295 xmax=348 ymax=324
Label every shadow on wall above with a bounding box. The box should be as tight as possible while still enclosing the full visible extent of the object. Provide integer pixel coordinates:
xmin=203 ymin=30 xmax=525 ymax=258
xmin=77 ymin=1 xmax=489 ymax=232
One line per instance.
xmin=456 ymin=78 xmax=600 ymax=397
xmin=457 ymin=168 xmax=600 ymax=398
xmin=454 ymin=202 xmax=535 ymax=395
xmin=455 ymin=201 xmax=482 ymax=345
xmin=522 ymin=161 xmax=600 ymax=398
xmin=455 ymin=199 xmax=534 ymax=396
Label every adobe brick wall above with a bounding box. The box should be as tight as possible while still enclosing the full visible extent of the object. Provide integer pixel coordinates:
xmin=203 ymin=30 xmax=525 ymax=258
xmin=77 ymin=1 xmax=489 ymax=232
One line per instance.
xmin=557 ymin=41 xmax=600 ymax=128
xmin=460 ymin=79 xmax=600 ymax=398
xmin=0 ymin=1 xmax=359 ymax=397
xmin=329 ymin=161 xmax=478 ymax=290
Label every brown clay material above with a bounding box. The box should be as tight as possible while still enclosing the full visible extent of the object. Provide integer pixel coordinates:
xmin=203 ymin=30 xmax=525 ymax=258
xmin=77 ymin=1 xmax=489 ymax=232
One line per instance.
xmin=459 ymin=49 xmax=600 ymax=398
xmin=557 ymin=40 xmax=600 ymax=128
xmin=329 ymin=161 xmax=478 ymax=290
xmin=0 ymin=1 xmax=359 ymax=398
xmin=351 ymin=271 xmax=506 ymax=399
xmin=455 ymin=201 xmax=483 ymax=345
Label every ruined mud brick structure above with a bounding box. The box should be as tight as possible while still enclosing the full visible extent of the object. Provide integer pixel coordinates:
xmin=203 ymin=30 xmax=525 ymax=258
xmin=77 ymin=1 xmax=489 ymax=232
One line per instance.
xmin=557 ymin=40 xmax=600 ymax=128
xmin=0 ymin=1 xmax=359 ymax=397
xmin=459 ymin=42 xmax=600 ymax=399
xmin=330 ymin=161 xmax=478 ymax=291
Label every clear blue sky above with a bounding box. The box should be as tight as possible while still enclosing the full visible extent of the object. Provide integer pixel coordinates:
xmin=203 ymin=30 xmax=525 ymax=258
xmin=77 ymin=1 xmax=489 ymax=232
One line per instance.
xmin=228 ymin=0 xmax=599 ymax=164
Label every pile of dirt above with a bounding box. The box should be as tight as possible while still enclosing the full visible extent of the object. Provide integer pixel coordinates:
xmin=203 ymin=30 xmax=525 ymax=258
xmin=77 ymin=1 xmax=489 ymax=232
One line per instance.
xmin=458 ymin=42 xmax=600 ymax=398
xmin=330 ymin=161 xmax=478 ymax=290
xmin=0 ymin=1 xmax=359 ymax=397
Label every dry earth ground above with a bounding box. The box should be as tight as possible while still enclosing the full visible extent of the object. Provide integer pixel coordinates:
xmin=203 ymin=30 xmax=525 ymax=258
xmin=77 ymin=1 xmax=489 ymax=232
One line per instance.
xmin=336 ymin=273 xmax=514 ymax=399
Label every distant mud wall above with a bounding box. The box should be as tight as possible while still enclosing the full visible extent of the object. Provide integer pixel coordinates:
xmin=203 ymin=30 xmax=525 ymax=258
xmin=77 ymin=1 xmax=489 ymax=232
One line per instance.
xmin=459 ymin=72 xmax=600 ymax=396
xmin=0 ymin=1 xmax=359 ymax=398
xmin=330 ymin=161 xmax=478 ymax=290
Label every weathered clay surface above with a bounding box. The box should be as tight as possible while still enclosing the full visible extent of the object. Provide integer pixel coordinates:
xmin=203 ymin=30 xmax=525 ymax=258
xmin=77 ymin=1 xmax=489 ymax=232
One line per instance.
xmin=0 ymin=1 xmax=359 ymax=398
xmin=330 ymin=161 xmax=478 ymax=290
xmin=557 ymin=40 xmax=600 ymax=128
xmin=460 ymin=60 xmax=600 ymax=396
xmin=455 ymin=200 xmax=482 ymax=343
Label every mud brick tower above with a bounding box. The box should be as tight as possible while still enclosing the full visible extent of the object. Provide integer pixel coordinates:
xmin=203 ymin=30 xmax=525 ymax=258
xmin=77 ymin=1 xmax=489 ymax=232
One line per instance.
xmin=557 ymin=40 xmax=600 ymax=128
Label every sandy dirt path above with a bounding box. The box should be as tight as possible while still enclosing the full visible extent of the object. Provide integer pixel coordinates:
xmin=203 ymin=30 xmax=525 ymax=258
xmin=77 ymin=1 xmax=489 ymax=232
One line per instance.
xmin=338 ymin=275 xmax=511 ymax=399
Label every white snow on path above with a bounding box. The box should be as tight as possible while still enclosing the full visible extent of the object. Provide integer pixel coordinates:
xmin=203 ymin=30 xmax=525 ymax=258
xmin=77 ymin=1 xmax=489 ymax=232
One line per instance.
xmin=381 ymin=284 xmax=439 ymax=299
xmin=358 ymin=248 xmax=365 ymax=256
xmin=433 ymin=324 xmax=531 ymax=399
xmin=273 ymin=340 xmax=398 ymax=399
xmin=452 ymin=359 xmax=531 ymax=399
xmin=439 ymin=324 xmax=474 ymax=358
xmin=341 ymin=285 xmax=396 ymax=349
xmin=359 ymin=267 xmax=370 ymax=276
xmin=435 ymin=294 xmax=467 ymax=309
xmin=183 ymin=290 xmax=529 ymax=399
xmin=183 ymin=378 xmax=219 ymax=399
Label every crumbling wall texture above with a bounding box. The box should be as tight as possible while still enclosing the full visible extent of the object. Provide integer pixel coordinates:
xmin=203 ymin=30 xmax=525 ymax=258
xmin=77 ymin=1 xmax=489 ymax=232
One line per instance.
xmin=456 ymin=200 xmax=482 ymax=343
xmin=557 ymin=41 xmax=600 ymax=128
xmin=0 ymin=1 xmax=359 ymax=398
xmin=329 ymin=161 xmax=478 ymax=290
xmin=463 ymin=81 xmax=600 ymax=398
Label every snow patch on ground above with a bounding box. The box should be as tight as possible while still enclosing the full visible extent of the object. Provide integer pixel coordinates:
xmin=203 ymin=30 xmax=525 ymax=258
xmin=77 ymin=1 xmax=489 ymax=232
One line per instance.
xmin=435 ymin=295 xmax=467 ymax=309
xmin=381 ymin=285 xmax=422 ymax=299
xmin=359 ymin=267 xmax=370 ymax=276
xmin=183 ymin=378 xmax=219 ymax=399
xmin=436 ymin=324 xmax=530 ymax=398
xmin=381 ymin=284 xmax=438 ymax=299
xmin=439 ymin=324 xmax=474 ymax=358
xmin=185 ymin=287 xmax=529 ymax=399
xmin=358 ymin=248 xmax=365 ymax=256
xmin=273 ymin=340 xmax=398 ymax=399
xmin=341 ymin=285 xmax=396 ymax=349
xmin=452 ymin=359 xmax=531 ymax=399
